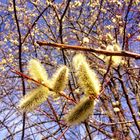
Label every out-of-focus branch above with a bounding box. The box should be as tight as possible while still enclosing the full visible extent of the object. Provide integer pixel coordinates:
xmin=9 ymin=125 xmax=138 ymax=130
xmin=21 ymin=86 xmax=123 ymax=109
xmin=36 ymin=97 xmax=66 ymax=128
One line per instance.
xmin=94 ymin=119 xmax=140 ymax=126
xmin=57 ymin=127 xmax=69 ymax=140
xmin=36 ymin=41 xmax=140 ymax=59
xmin=47 ymin=99 xmax=67 ymax=140
xmin=60 ymin=0 xmax=71 ymax=21
xmin=89 ymin=123 xmax=113 ymax=138
xmin=117 ymin=72 xmax=140 ymax=133
xmin=84 ymin=122 xmax=92 ymax=140
xmin=22 ymin=5 xmax=49 ymax=44
xmin=122 ymin=0 xmax=133 ymax=50
xmin=0 ymin=120 xmax=13 ymax=139
xmin=88 ymin=0 xmax=104 ymax=34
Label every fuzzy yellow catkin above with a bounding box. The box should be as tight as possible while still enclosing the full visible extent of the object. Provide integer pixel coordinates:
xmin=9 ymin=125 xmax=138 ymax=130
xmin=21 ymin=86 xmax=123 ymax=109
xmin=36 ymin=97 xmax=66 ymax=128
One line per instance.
xmin=18 ymin=86 xmax=49 ymax=112
xmin=73 ymin=54 xmax=101 ymax=97
xmin=50 ymin=66 xmax=69 ymax=97
xmin=64 ymin=97 xmax=94 ymax=125
xmin=28 ymin=59 xmax=48 ymax=84
xmin=105 ymin=43 xmax=122 ymax=67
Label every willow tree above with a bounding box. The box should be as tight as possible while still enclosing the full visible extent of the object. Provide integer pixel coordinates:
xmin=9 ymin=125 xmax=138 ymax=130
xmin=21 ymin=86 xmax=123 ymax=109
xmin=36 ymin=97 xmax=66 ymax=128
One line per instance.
xmin=0 ymin=0 xmax=140 ymax=139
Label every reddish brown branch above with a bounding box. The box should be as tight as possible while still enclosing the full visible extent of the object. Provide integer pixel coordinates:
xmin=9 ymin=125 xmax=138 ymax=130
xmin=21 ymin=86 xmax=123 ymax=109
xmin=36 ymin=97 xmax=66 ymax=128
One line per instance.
xmin=11 ymin=69 xmax=51 ymax=90
xmin=57 ymin=127 xmax=69 ymax=140
xmin=36 ymin=41 xmax=140 ymax=59
xmin=11 ymin=69 xmax=76 ymax=104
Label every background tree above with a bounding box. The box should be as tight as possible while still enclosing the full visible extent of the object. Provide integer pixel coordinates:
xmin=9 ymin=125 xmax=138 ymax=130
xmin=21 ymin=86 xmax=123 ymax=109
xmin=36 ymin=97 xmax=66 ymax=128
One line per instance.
xmin=0 ymin=0 xmax=140 ymax=139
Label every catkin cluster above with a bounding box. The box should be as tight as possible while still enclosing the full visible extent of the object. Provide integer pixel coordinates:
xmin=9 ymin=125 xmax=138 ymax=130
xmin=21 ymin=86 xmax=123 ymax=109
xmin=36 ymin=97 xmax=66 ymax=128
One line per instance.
xmin=18 ymin=59 xmax=69 ymax=112
xmin=73 ymin=53 xmax=101 ymax=97
xmin=105 ymin=43 xmax=122 ymax=67
xmin=18 ymin=54 xmax=101 ymax=126
xmin=64 ymin=53 xmax=101 ymax=125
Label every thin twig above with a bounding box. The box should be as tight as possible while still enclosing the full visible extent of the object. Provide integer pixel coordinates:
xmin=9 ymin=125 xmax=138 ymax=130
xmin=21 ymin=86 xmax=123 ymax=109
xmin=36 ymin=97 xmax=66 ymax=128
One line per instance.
xmin=11 ymin=69 xmax=76 ymax=104
xmin=92 ymin=118 xmax=140 ymax=126
xmin=117 ymin=72 xmax=140 ymax=133
xmin=57 ymin=127 xmax=69 ymax=140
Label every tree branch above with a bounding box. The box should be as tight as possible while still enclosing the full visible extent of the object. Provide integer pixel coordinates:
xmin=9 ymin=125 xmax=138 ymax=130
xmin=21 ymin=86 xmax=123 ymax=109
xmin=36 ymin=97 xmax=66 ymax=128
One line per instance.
xmin=36 ymin=41 xmax=140 ymax=59
xmin=13 ymin=0 xmax=26 ymax=139
xmin=122 ymin=0 xmax=133 ymax=50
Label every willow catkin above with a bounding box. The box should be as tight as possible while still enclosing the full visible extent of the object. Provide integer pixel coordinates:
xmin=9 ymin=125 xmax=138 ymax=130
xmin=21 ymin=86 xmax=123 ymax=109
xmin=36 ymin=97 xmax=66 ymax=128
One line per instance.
xmin=73 ymin=54 xmax=101 ymax=97
xmin=105 ymin=43 xmax=122 ymax=67
xmin=112 ymin=43 xmax=122 ymax=66
xmin=28 ymin=59 xmax=48 ymax=84
xmin=64 ymin=97 xmax=94 ymax=125
xmin=73 ymin=53 xmax=86 ymax=71
xmin=50 ymin=65 xmax=69 ymax=97
xmin=18 ymin=86 xmax=49 ymax=112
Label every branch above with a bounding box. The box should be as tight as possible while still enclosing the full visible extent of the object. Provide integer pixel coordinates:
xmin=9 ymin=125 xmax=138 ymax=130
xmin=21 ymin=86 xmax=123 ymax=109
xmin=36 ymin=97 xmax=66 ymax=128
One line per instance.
xmin=11 ymin=69 xmax=76 ymax=104
xmin=57 ymin=127 xmax=69 ymax=140
xmin=13 ymin=0 xmax=26 ymax=139
xmin=117 ymin=72 xmax=140 ymax=133
xmin=22 ymin=5 xmax=49 ymax=44
xmin=122 ymin=0 xmax=133 ymax=50
xmin=47 ymin=99 xmax=67 ymax=140
xmin=84 ymin=122 xmax=92 ymax=140
xmin=60 ymin=0 xmax=71 ymax=21
xmin=36 ymin=41 xmax=140 ymax=59
xmin=94 ymin=119 xmax=140 ymax=126
xmin=88 ymin=0 xmax=104 ymax=34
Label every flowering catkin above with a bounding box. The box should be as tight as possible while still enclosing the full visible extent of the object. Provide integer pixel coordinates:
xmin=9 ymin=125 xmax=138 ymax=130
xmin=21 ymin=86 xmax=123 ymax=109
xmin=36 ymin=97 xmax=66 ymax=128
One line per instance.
xmin=64 ymin=97 xmax=94 ymax=125
xmin=105 ymin=43 xmax=122 ymax=67
xmin=50 ymin=66 xmax=69 ymax=97
xmin=73 ymin=53 xmax=101 ymax=97
xmin=18 ymin=86 xmax=49 ymax=112
xmin=28 ymin=59 xmax=48 ymax=84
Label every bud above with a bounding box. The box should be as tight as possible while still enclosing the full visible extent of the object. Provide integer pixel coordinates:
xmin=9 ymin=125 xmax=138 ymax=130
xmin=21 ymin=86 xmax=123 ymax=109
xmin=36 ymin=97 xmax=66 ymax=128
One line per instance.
xmin=83 ymin=37 xmax=89 ymax=43
xmin=73 ymin=88 xmax=80 ymax=94
xmin=106 ymin=33 xmax=114 ymax=41
xmin=112 ymin=101 xmax=120 ymax=107
xmin=113 ymin=107 xmax=120 ymax=113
